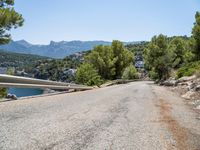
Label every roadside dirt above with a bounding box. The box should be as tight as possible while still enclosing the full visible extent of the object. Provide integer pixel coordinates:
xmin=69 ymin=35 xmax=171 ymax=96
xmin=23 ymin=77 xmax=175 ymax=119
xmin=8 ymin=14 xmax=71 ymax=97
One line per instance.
xmin=153 ymin=85 xmax=200 ymax=150
xmin=156 ymin=99 xmax=189 ymax=150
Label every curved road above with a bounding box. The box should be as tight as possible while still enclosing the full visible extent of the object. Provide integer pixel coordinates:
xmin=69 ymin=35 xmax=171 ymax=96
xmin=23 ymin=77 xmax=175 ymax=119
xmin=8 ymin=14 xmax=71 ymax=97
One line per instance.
xmin=0 ymin=81 xmax=200 ymax=150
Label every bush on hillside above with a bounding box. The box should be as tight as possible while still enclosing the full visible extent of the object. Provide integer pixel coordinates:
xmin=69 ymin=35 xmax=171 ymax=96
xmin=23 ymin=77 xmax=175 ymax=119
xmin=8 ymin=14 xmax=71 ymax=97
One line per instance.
xmin=122 ymin=64 xmax=139 ymax=80
xmin=75 ymin=63 xmax=103 ymax=86
xmin=176 ymin=61 xmax=200 ymax=79
xmin=149 ymin=69 xmax=159 ymax=80
xmin=0 ymin=88 xmax=7 ymax=98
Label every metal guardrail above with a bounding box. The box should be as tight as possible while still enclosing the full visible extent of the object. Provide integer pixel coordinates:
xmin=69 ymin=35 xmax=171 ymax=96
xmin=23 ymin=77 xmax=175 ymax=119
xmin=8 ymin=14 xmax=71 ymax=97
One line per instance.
xmin=0 ymin=74 xmax=93 ymax=90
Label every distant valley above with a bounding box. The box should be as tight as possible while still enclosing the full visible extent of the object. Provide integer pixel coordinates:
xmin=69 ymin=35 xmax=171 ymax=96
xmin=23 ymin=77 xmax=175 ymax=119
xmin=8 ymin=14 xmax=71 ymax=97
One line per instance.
xmin=0 ymin=40 xmax=140 ymax=58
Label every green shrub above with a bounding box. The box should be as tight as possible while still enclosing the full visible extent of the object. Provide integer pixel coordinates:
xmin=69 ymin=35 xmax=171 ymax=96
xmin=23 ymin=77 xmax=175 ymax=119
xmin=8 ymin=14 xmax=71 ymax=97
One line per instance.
xmin=176 ymin=61 xmax=200 ymax=79
xmin=149 ymin=69 xmax=159 ymax=80
xmin=122 ymin=64 xmax=139 ymax=80
xmin=75 ymin=63 xmax=103 ymax=86
xmin=0 ymin=88 xmax=7 ymax=98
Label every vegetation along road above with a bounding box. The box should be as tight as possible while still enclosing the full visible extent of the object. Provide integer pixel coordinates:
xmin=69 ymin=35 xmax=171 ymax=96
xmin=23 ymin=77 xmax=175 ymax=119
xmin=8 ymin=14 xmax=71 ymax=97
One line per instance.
xmin=0 ymin=81 xmax=200 ymax=150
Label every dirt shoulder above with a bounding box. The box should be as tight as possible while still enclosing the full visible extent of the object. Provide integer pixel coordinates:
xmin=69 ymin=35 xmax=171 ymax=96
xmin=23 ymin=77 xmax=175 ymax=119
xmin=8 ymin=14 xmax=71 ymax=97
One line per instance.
xmin=152 ymin=84 xmax=200 ymax=150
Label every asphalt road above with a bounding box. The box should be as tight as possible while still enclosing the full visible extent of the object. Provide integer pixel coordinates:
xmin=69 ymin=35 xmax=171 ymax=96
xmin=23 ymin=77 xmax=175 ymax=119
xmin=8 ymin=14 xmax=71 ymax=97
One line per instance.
xmin=0 ymin=81 xmax=200 ymax=150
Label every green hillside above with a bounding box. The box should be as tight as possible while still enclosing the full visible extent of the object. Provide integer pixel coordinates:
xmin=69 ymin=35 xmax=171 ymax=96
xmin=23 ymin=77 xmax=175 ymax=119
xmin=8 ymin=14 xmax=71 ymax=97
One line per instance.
xmin=0 ymin=50 xmax=51 ymax=69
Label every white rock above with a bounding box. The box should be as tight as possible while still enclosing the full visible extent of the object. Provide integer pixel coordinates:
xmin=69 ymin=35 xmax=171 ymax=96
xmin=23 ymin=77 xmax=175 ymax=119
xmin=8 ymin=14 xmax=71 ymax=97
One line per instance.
xmin=181 ymin=91 xmax=195 ymax=100
xmin=188 ymin=100 xmax=200 ymax=105
xmin=195 ymin=100 xmax=200 ymax=105
xmin=178 ymin=75 xmax=196 ymax=83
xmin=196 ymin=105 xmax=200 ymax=110
xmin=177 ymin=82 xmax=188 ymax=86
xmin=188 ymin=101 xmax=196 ymax=105
xmin=162 ymin=79 xmax=177 ymax=86
xmin=187 ymin=82 xmax=196 ymax=90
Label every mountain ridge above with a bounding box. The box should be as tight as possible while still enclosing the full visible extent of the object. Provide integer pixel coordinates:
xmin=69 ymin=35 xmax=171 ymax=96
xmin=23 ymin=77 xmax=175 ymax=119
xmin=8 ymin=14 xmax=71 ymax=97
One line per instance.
xmin=0 ymin=40 xmax=141 ymax=58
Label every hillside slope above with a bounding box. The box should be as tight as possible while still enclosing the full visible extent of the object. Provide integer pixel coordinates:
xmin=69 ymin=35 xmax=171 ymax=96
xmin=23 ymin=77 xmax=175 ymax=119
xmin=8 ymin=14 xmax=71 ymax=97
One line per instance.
xmin=0 ymin=50 xmax=50 ymax=68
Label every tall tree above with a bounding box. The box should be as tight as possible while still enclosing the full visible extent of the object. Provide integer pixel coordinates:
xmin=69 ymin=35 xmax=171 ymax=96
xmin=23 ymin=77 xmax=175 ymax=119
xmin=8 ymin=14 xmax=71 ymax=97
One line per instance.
xmin=86 ymin=45 xmax=116 ymax=79
xmin=0 ymin=0 xmax=23 ymax=98
xmin=169 ymin=37 xmax=186 ymax=68
xmin=112 ymin=40 xmax=134 ymax=78
xmin=192 ymin=11 xmax=200 ymax=60
xmin=144 ymin=34 xmax=172 ymax=80
xmin=85 ymin=41 xmax=134 ymax=80
xmin=0 ymin=0 xmax=24 ymax=44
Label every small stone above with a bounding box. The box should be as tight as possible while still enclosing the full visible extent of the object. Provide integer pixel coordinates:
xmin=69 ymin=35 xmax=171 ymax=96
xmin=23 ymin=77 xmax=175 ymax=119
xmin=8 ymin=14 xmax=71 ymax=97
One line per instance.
xmin=6 ymin=93 xmax=17 ymax=100
xmin=11 ymin=94 xmax=17 ymax=100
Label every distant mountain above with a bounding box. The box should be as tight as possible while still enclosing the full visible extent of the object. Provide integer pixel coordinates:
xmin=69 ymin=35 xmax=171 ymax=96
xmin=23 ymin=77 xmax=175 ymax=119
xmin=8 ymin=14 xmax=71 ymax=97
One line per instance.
xmin=15 ymin=40 xmax=32 ymax=48
xmin=0 ymin=40 xmax=140 ymax=58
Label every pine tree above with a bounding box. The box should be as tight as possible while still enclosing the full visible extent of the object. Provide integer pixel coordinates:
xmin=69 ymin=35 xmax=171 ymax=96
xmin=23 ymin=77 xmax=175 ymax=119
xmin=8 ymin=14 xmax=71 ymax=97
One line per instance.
xmin=0 ymin=0 xmax=24 ymax=44
xmin=192 ymin=12 xmax=200 ymax=60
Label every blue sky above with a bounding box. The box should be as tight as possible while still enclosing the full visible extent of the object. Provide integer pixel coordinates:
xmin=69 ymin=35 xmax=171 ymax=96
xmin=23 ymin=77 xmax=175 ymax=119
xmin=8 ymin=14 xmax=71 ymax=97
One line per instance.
xmin=11 ymin=0 xmax=199 ymax=44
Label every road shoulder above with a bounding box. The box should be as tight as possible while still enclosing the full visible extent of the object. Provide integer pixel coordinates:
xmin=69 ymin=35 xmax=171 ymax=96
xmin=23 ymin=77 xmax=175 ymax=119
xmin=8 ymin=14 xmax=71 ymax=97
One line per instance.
xmin=151 ymin=84 xmax=200 ymax=150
